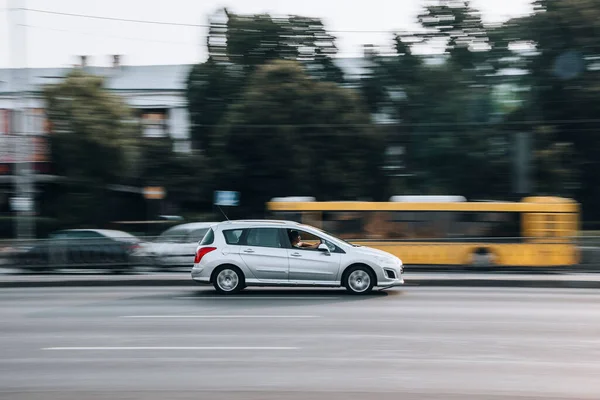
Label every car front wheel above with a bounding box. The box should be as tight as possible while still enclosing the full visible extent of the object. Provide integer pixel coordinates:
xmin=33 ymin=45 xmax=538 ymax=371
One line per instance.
xmin=344 ymin=266 xmax=375 ymax=295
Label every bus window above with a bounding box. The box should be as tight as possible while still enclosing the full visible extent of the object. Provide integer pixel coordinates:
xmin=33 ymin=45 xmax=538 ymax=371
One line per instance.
xmin=322 ymin=212 xmax=364 ymax=239
xmin=363 ymin=212 xmax=391 ymax=239
xmin=384 ymin=211 xmax=520 ymax=241
xmin=458 ymin=212 xmax=521 ymax=241
xmin=387 ymin=211 xmax=456 ymax=240
xmin=302 ymin=212 xmax=322 ymax=229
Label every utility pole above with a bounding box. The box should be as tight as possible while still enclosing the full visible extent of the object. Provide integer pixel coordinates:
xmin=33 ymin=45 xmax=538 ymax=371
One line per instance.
xmin=513 ymin=131 xmax=532 ymax=198
xmin=8 ymin=0 xmax=35 ymax=239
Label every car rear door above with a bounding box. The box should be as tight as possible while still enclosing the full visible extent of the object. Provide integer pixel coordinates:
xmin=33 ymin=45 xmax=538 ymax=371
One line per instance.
xmin=238 ymin=227 xmax=289 ymax=282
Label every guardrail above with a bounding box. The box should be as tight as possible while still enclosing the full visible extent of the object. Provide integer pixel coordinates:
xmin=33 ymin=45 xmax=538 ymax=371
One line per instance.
xmin=0 ymin=236 xmax=598 ymax=272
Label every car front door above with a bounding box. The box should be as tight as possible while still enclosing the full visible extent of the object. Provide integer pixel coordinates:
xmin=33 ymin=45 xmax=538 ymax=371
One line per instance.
xmin=286 ymin=230 xmax=342 ymax=284
xmin=239 ymin=227 xmax=289 ymax=282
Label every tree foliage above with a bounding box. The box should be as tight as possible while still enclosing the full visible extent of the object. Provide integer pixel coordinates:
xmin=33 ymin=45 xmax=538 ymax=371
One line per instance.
xmin=44 ymin=70 xmax=140 ymax=184
xmin=210 ymin=60 xmax=387 ymax=215
xmin=186 ymin=9 xmax=345 ymax=152
xmin=490 ymin=0 xmax=600 ymax=211
xmin=43 ymin=70 xmax=141 ymax=226
xmin=358 ymin=0 xmax=592 ymax=205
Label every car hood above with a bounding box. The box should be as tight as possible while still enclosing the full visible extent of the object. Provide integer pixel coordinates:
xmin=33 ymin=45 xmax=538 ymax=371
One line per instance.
xmin=352 ymin=245 xmax=398 ymax=261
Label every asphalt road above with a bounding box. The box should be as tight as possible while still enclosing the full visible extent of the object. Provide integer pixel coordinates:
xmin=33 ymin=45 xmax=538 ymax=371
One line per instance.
xmin=1 ymin=286 xmax=600 ymax=400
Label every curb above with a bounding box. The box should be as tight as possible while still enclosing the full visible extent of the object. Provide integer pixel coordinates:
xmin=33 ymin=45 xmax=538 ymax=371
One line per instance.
xmin=407 ymin=279 xmax=600 ymax=289
xmin=0 ymin=277 xmax=194 ymax=288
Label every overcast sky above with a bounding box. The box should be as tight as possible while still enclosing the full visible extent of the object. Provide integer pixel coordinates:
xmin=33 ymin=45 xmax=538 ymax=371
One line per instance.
xmin=0 ymin=0 xmax=533 ymax=69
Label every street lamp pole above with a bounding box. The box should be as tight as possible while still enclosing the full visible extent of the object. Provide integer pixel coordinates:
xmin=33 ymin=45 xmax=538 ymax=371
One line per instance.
xmin=9 ymin=0 xmax=35 ymax=239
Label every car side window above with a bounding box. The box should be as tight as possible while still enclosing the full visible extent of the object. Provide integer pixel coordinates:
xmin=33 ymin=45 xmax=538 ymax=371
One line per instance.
xmin=223 ymin=229 xmax=245 ymax=245
xmin=244 ymin=228 xmax=283 ymax=248
xmin=288 ymin=229 xmax=341 ymax=253
xmin=73 ymin=231 xmax=103 ymax=240
xmin=200 ymin=229 xmax=215 ymax=245
xmin=288 ymin=229 xmax=320 ymax=250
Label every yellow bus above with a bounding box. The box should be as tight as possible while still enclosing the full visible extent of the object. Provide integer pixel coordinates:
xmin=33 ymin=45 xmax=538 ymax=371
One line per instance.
xmin=266 ymin=196 xmax=581 ymax=267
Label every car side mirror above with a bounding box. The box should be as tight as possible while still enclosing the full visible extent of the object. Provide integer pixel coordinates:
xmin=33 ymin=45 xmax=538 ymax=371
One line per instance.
xmin=318 ymin=243 xmax=330 ymax=253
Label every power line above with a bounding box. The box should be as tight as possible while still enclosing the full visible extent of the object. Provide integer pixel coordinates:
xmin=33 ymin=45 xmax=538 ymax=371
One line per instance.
xmin=21 ymin=24 xmax=198 ymax=46
xmin=22 ymin=8 xmax=202 ymax=27
xmin=20 ymin=8 xmax=397 ymax=34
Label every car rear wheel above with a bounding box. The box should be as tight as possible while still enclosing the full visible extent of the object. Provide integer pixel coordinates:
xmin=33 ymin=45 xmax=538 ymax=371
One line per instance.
xmin=213 ymin=266 xmax=244 ymax=294
xmin=344 ymin=266 xmax=375 ymax=295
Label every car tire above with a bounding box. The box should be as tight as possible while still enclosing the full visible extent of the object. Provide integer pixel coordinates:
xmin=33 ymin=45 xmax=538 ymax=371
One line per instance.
xmin=212 ymin=265 xmax=245 ymax=295
xmin=344 ymin=265 xmax=375 ymax=295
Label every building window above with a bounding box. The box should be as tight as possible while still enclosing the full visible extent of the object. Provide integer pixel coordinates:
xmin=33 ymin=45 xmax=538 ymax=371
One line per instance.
xmin=140 ymin=109 xmax=168 ymax=138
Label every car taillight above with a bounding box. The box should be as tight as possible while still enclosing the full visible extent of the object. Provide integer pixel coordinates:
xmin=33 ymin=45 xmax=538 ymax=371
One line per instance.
xmin=123 ymin=243 xmax=140 ymax=253
xmin=194 ymin=247 xmax=216 ymax=263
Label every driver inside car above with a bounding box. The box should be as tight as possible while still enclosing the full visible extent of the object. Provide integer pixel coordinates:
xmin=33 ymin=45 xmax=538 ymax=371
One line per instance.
xmin=288 ymin=230 xmax=321 ymax=250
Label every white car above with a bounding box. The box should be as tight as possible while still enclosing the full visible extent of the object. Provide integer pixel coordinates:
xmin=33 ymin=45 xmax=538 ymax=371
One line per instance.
xmin=191 ymin=220 xmax=403 ymax=294
xmin=145 ymin=222 xmax=217 ymax=270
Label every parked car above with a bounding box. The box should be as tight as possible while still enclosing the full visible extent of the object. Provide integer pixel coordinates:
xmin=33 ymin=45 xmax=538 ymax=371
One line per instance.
xmin=191 ymin=220 xmax=404 ymax=294
xmin=144 ymin=222 xmax=217 ymax=271
xmin=13 ymin=229 xmax=143 ymax=273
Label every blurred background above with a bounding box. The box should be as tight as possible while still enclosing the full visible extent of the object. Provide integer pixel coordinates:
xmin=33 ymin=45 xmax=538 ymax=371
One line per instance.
xmin=0 ymin=0 xmax=598 ymax=262
xmin=4 ymin=3 xmax=600 ymax=399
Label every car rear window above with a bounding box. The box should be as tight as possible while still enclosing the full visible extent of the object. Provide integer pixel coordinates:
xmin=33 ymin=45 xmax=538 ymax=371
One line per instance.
xmin=199 ymin=228 xmax=215 ymax=245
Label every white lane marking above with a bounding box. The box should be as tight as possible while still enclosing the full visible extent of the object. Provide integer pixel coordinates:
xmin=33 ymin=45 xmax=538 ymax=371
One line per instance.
xmin=43 ymin=346 xmax=299 ymax=351
xmin=174 ymin=296 xmax=341 ymax=300
xmin=121 ymin=315 xmax=320 ymax=319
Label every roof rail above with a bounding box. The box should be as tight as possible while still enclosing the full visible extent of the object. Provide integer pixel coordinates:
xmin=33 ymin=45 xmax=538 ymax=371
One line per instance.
xmin=226 ymin=219 xmax=300 ymax=225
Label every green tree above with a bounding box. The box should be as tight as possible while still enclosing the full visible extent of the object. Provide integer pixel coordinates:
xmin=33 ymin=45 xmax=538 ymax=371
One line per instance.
xmin=489 ymin=0 xmax=598 ymax=212
xmin=360 ymin=32 xmax=511 ymax=198
xmin=417 ymin=0 xmax=490 ymax=71
xmin=43 ymin=70 xmax=141 ymax=226
xmin=211 ymin=60 xmax=387 ymax=215
xmin=186 ymin=59 xmax=244 ymax=151
xmin=137 ymin=137 xmax=212 ymax=214
xmin=187 ymin=8 xmax=344 ymax=152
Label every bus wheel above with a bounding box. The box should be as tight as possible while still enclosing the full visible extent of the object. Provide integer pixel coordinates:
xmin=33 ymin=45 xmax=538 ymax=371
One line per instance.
xmin=471 ymin=248 xmax=494 ymax=267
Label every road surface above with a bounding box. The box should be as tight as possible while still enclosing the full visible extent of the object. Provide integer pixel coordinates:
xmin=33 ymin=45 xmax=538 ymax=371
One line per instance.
xmin=1 ymin=285 xmax=600 ymax=399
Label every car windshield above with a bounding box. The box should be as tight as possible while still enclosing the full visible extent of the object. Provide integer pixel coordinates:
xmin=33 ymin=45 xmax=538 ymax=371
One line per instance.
xmin=310 ymin=227 xmax=359 ymax=247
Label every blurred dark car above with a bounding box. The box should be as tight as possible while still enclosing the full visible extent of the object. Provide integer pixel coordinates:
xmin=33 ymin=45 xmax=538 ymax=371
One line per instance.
xmin=13 ymin=229 xmax=144 ymax=273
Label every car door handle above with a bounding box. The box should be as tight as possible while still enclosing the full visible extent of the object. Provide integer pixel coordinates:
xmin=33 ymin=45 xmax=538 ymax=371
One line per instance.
xmin=243 ymin=249 xmax=255 ymax=254
xmin=290 ymin=252 xmax=301 ymax=257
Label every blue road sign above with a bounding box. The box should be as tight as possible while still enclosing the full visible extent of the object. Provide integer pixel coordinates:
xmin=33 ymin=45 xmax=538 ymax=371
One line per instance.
xmin=214 ymin=191 xmax=240 ymax=207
